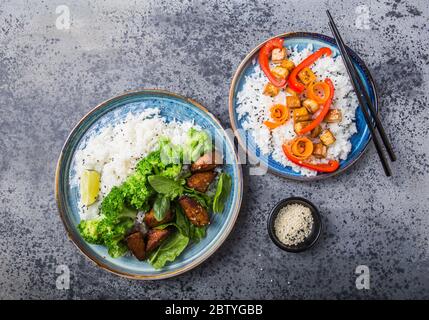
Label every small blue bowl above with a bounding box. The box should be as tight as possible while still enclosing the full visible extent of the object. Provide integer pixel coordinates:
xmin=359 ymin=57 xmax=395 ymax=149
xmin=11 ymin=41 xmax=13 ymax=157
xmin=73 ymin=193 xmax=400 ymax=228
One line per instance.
xmin=55 ymin=89 xmax=243 ymax=279
xmin=229 ymin=32 xmax=379 ymax=180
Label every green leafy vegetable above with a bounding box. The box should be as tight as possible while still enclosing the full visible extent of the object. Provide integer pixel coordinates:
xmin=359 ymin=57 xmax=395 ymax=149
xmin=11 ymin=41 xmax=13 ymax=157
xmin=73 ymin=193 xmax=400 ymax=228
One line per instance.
xmin=184 ymin=187 xmax=213 ymax=209
xmin=105 ymin=239 xmax=129 ymax=258
xmin=212 ymin=173 xmax=232 ymax=213
xmin=121 ymin=172 xmax=152 ymax=210
xmin=77 ymin=208 xmax=137 ymax=258
xmin=183 ymin=128 xmax=212 ymax=163
xmin=154 ymin=204 xmax=189 ymax=237
xmin=79 ymin=129 xmax=215 ymax=262
xmin=148 ymin=232 xmax=190 ymax=269
xmin=189 ymin=224 xmax=206 ymax=242
xmin=78 ymin=218 xmax=104 ymax=244
xmin=148 ymin=175 xmax=184 ymax=198
xmin=100 ymin=186 xmax=125 ymax=219
xmin=153 ymin=194 xmax=170 ymax=221
xmin=156 ymin=205 xmax=205 ymax=242
xmin=136 ymin=150 xmax=163 ymax=175
xmin=160 ymin=164 xmax=182 ymax=180
xmin=159 ymin=137 xmax=182 ymax=165
xmin=173 ymin=204 xmax=190 ymax=237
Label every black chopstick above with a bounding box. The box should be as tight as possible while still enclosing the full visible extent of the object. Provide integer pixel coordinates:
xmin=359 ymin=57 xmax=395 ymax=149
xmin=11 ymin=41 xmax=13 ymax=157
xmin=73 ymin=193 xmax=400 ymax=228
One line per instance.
xmin=326 ymin=11 xmax=394 ymax=176
xmin=328 ymin=21 xmax=391 ymax=177
xmin=327 ymin=11 xmax=396 ymax=163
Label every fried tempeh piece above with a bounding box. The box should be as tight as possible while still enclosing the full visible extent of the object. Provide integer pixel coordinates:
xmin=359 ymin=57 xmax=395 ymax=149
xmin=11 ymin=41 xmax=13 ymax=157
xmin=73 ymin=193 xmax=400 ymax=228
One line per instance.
xmin=179 ymin=196 xmax=210 ymax=227
xmin=146 ymin=228 xmax=171 ymax=253
xmin=126 ymin=232 xmax=146 ymax=261
xmin=144 ymin=208 xmax=175 ymax=228
xmin=191 ymin=151 xmax=222 ymax=173
xmin=187 ymin=171 xmax=217 ymax=193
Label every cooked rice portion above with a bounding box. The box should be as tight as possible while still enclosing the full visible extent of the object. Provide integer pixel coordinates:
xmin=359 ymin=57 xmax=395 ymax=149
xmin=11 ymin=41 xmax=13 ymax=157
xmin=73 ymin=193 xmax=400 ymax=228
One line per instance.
xmin=72 ymin=108 xmax=197 ymax=219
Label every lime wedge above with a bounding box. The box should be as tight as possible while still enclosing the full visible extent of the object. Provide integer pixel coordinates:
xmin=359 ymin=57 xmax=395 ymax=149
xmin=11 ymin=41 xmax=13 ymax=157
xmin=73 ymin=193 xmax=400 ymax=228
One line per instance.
xmin=80 ymin=170 xmax=100 ymax=206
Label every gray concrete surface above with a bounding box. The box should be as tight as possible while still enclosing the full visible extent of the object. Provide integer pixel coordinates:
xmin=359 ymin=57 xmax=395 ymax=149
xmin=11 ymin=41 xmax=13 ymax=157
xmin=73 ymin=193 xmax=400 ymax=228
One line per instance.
xmin=0 ymin=0 xmax=428 ymax=299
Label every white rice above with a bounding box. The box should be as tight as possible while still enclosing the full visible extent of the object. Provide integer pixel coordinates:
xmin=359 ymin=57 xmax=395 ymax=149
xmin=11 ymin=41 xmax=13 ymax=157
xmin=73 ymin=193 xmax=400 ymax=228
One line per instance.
xmin=236 ymin=44 xmax=358 ymax=176
xmin=72 ymin=108 xmax=197 ymax=219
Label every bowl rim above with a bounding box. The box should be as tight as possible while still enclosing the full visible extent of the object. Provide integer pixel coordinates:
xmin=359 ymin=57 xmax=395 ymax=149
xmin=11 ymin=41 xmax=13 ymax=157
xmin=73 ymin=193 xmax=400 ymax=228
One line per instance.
xmin=228 ymin=31 xmax=380 ymax=181
xmin=55 ymin=88 xmax=243 ymax=280
xmin=267 ymin=197 xmax=322 ymax=253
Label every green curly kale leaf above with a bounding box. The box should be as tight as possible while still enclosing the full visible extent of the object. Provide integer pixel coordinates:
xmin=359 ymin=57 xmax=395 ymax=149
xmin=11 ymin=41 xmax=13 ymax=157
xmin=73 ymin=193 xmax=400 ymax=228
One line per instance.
xmin=78 ymin=211 xmax=137 ymax=258
xmin=78 ymin=218 xmax=104 ymax=245
xmin=100 ymin=186 xmax=125 ymax=219
xmin=183 ymin=128 xmax=212 ymax=162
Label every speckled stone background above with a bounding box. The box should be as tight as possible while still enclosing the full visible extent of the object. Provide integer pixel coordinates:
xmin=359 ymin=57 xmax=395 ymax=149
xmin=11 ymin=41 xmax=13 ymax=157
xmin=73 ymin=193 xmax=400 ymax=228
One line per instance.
xmin=0 ymin=0 xmax=428 ymax=300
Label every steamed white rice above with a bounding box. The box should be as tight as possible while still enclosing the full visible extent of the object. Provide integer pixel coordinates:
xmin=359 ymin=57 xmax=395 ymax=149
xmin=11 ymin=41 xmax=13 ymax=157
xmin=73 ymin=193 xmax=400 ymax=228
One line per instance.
xmin=72 ymin=108 xmax=197 ymax=219
xmin=236 ymin=44 xmax=358 ymax=176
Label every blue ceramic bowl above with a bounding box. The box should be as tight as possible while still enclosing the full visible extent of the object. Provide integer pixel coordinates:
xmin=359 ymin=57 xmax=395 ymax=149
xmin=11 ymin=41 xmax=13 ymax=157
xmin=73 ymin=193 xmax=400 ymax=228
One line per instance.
xmin=55 ymin=90 xmax=243 ymax=279
xmin=229 ymin=32 xmax=378 ymax=180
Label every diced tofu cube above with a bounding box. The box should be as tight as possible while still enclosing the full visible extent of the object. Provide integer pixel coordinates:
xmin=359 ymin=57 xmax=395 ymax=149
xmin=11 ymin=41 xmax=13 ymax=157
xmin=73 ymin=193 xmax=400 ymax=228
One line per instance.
xmin=294 ymin=121 xmax=311 ymax=134
xmin=312 ymin=143 xmax=328 ymax=158
xmin=263 ymin=82 xmax=280 ymax=97
xmin=271 ymin=48 xmax=286 ymax=63
xmin=320 ymin=129 xmax=336 ymax=146
xmin=280 ymin=59 xmax=295 ymax=71
xmin=303 ymin=99 xmax=320 ymax=114
xmin=293 ymin=107 xmax=311 ymax=122
xmin=297 ymin=67 xmax=316 ymax=85
xmin=324 ymin=109 xmax=342 ymax=123
xmin=310 ymin=125 xmax=322 ymax=138
xmin=271 ymin=66 xmax=289 ymax=80
xmin=285 ymin=87 xmax=298 ymax=96
xmin=286 ymin=95 xmax=301 ymax=108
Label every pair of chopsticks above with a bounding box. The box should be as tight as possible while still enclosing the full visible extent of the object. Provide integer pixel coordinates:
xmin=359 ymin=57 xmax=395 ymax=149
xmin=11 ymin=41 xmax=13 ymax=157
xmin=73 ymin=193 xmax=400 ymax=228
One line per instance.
xmin=326 ymin=10 xmax=396 ymax=176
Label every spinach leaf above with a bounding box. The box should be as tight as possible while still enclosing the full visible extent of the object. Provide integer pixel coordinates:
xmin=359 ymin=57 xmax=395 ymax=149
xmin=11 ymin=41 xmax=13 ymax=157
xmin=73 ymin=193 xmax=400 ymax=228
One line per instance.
xmin=174 ymin=204 xmax=190 ymax=237
xmin=156 ymin=205 xmax=206 ymax=243
xmin=148 ymin=175 xmax=184 ymax=199
xmin=154 ymin=222 xmax=175 ymax=230
xmin=212 ymin=173 xmax=232 ymax=213
xmin=156 ymin=204 xmax=190 ymax=238
xmin=183 ymin=187 xmax=212 ymax=209
xmin=153 ymin=194 xmax=170 ymax=221
xmin=189 ymin=224 xmax=206 ymax=242
xmin=148 ymin=232 xmax=190 ymax=269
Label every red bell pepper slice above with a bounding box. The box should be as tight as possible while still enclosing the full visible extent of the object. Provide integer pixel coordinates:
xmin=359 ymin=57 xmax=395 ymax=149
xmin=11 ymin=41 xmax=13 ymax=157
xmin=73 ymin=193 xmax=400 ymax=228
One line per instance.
xmin=258 ymin=38 xmax=288 ymax=88
xmin=282 ymin=143 xmax=340 ymax=173
xmin=298 ymin=78 xmax=335 ymax=135
xmin=287 ymin=47 xmax=332 ymax=93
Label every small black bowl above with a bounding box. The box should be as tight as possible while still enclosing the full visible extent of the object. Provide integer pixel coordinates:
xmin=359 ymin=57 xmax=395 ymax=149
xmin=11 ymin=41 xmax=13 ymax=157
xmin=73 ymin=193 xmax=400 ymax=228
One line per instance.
xmin=267 ymin=197 xmax=322 ymax=253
